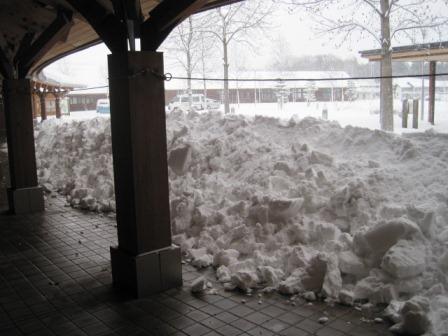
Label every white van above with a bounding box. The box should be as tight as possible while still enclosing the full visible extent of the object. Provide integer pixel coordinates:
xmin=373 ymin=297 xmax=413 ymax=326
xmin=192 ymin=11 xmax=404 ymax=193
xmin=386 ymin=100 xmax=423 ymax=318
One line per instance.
xmin=96 ymin=99 xmax=110 ymax=114
xmin=168 ymin=94 xmax=220 ymax=111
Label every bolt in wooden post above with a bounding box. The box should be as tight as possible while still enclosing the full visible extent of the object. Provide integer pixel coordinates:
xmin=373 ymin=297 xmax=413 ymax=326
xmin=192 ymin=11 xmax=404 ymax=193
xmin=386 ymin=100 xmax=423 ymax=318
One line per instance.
xmin=412 ymin=99 xmax=419 ymax=129
xmin=401 ymin=99 xmax=408 ymax=128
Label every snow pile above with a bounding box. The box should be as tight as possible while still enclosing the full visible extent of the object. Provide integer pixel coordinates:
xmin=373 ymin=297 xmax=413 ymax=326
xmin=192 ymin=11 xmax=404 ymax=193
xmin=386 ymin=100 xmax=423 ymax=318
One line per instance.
xmin=35 ymin=111 xmax=448 ymax=335
xmin=35 ymin=118 xmax=115 ymax=212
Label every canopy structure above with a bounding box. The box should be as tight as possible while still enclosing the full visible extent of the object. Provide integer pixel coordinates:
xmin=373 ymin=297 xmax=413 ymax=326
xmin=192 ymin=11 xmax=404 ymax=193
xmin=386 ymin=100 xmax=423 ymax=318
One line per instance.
xmin=0 ymin=0 xmax=241 ymax=298
xmin=360 ymin=41 xmax=448 ymax=62
xmin=360 ymin=41 xmax=448 ymax=125
xmin=0 ymin=0 xmax=240 ymax=80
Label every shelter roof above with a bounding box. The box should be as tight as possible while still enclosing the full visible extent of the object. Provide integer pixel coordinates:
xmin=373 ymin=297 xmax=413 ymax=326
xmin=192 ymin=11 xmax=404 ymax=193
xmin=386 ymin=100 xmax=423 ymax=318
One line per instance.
xmin=0 ymin=0 xmax=239 ymax=80
xmin=360 ymin=41 xmax=448 ymax=62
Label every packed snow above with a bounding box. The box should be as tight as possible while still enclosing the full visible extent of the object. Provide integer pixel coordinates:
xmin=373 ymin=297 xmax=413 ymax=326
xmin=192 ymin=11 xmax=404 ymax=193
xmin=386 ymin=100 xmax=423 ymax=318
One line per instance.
xmin=35 ymin=108 xmax=448 ymax=335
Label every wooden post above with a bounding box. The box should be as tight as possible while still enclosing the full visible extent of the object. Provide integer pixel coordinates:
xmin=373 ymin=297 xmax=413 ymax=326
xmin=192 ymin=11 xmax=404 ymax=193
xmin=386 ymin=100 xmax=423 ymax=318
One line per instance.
xmin=413 ymin=99 xmax=419 ymax=129
xmin=0 ymin=94 xmax=5 ymax=139
xmin=108 ymin=52 xmax=181 ymax=297
xmin=55 ymin=95 xmax=61 ymax=119
xmin=2 ymin=79 xmax=44 ymax=214
xmin=38 ymin=92 xmax=47 ymax=121
xmin=428 ymin=61 xmax=436 ymax=125
xmin=401 ymin=99 xmax=408 ymax=128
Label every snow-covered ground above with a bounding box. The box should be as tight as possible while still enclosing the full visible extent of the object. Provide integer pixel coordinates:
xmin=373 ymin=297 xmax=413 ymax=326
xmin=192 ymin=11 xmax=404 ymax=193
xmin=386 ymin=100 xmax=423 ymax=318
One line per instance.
xmin=230 ymin=100 xmax=448 ymax=134
xmin=35 ymin=103 xmax=448 ymax=335
xmin=62 ymin=99 xmax=448 ymax=134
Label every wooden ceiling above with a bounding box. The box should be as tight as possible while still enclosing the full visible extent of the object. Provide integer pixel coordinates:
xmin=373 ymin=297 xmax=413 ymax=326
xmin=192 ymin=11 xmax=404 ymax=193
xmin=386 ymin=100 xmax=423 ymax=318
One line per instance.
xmin=0 ymin=0 xmax=239 ymax=79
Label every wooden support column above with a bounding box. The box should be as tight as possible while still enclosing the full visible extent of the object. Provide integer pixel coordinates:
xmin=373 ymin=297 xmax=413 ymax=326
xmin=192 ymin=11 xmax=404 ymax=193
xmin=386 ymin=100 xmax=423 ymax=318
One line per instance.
xmin=428 ymin=61 xmax=436 ymax=125
xmin=55 ymin=95 xmax=61 ymax=119
xmin=0 ymin=94 xmax=5 ymax=138
xmin=2 ymin=79 xmax=44 ymax=214
xmin=108 ymin=52 xmax=181 ymax=297
xmin=37 ymin=91 xmax=47 ymax=121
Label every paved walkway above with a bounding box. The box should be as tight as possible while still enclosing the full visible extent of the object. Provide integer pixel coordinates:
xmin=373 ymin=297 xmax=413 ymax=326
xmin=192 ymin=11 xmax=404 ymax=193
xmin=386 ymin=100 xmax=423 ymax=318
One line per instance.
xmin=0 ymin=197 xmax=395 ymax=336
xmin=0 ymin=142 xmax=8 ymax=211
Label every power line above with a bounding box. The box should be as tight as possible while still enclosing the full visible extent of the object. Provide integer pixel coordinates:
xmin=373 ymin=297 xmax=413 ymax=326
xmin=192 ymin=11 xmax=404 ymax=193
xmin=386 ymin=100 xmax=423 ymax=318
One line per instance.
xmin=168 ymin=72 xmax=448 ymax=82
xmin=67 ymin=72 xmax=448 ymax=92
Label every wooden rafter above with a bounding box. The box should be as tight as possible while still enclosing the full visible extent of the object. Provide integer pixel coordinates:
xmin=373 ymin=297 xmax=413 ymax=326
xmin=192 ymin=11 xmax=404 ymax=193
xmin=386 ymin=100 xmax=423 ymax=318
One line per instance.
xmin=0 ymin=46 xmax=14 ymax=79
xmin=14 ymin=32 xmax=36 ymax=66
xmin=64 ymin=0 xmax=127 ymax=53
xmin=140 ymin=0 xmax=208 ymax=51
xmin=18 ymin=10 xmax=73 ymax=78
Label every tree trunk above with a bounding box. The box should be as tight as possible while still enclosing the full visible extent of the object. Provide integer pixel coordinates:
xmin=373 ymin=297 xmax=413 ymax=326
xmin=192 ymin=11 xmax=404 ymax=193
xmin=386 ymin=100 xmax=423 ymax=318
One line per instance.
xmin=187 ymin=17 xmax=193 ymax=110
xmin=223 ymin=38 xmax=230 ymax=114
xmin=187 ymin=51 xmax=193 ymax=110
xmin=380 ymin=0 xmax=394 ymax=131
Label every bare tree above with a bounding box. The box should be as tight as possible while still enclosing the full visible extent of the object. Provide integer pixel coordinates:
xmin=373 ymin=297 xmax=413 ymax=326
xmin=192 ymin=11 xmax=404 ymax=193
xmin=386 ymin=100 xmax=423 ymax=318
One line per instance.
xmin=201 ymin=0 xmax=275 ymax=114
xmin=279 ymin=0 xmax=448 ymax=131
xmin=164 ymin=16 xmax=201 ymax=108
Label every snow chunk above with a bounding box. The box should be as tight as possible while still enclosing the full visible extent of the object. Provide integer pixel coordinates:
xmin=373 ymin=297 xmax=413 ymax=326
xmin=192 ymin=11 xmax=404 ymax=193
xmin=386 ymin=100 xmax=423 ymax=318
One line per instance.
xmin=231 ymin=270 xmax=259 ymax=291
xmin=322 ymin=255 xmax=342 ymax=299
xmin=353 ymin=218 xmax=421 ymax=261
xmin=257 ymin=266 xmax=284 ymax=287
xmin=213 ymin=249 xmax=240 ymax=267
xmin=339 ymin=250 xmax=368 ymax=277
xmin=381 ymin=240 xmax=426 ymax=279
xmin=339 ymin=289 xmax=355 ymax=306
xmin=168 ymin=144 xmax=192 ymax=175
xmin=216 ymin=265 xmax=231 ymax=283
xmin=189 ymin=247 xmax=213 ymax=268
xmin=191 ymin=277 xmax=206 ymax=293
xmin=391 ymin=296 xmax=430 ymax=336
xmin=309 ymin=150 xmax=333 ymax=166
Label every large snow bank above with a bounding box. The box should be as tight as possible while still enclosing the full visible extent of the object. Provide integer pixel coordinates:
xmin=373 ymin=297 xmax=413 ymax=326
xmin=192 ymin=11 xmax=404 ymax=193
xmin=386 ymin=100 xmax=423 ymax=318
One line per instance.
xmin=35 ymin=111 xmax=448 ymax=335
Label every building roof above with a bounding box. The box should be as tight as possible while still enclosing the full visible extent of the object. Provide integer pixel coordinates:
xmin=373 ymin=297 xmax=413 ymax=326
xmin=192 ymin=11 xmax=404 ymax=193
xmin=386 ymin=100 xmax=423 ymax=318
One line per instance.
xmin=360 ymin=41 xmax=448 ymax=62
xmin=68 ymin=87 xmax=109 ymax=96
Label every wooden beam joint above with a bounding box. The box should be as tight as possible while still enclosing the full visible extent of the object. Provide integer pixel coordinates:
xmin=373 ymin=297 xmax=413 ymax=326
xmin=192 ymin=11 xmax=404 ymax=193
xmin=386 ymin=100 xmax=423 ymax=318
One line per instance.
xmin=17 ymin=9 xmax=74 ymax=78
xmin=140 ymin=0 xmax=208 ymax=51
xmin=64 ymin=0 xmax=127 ymax=53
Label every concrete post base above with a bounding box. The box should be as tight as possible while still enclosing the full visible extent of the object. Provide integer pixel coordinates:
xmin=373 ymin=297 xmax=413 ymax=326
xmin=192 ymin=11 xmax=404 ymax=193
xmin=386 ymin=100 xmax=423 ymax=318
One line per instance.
xmin=110 ymin=245 xmax=182 ymax=298
xmin=8 ymin=186 xmax=44 ymax=214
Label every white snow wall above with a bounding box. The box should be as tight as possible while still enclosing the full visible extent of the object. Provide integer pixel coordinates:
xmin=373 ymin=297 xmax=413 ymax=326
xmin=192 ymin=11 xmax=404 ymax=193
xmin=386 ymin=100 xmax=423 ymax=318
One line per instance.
xmin=35 ymin=111 xmax=448 ymax=335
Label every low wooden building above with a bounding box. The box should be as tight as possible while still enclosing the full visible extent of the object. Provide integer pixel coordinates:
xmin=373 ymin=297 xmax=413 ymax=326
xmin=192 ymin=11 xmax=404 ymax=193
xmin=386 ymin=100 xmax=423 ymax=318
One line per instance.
xmin=165 ymin=71 xmax=353 ymax=104
xmin=68 ymin=87 xmax=108 ymax=111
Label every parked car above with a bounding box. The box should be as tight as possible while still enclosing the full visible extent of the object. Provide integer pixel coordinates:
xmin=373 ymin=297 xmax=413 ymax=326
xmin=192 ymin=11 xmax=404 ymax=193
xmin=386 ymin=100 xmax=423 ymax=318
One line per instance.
xmin=168 ymin=94 xmax=220 ymax=111
xmin=96 ymin=99 xmax=110 ymax=114
xmin=206 ymin=98 xmax=220 ymax=110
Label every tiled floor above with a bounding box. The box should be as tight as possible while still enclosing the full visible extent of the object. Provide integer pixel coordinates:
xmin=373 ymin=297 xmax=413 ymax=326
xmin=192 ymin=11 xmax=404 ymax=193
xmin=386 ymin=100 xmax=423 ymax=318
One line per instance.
xmin=0 ymin=143 xmax=8 ymax=211
xmin=0 ymin=196 xmax=395 ymax=336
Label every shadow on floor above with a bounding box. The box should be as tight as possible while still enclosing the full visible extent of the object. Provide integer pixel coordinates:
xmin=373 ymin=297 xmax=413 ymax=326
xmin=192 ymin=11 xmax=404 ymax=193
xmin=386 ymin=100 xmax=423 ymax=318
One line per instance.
xmin=0 ymin=140 xmax=8 ymax=212
xmin=0 ymin=197 xmax=395 ymax=336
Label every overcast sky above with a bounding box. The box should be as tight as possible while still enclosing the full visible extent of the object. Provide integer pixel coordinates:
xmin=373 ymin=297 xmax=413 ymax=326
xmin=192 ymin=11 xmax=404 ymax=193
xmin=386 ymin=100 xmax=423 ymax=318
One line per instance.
xmin=45 ymin=1 xmax=447 ymax=87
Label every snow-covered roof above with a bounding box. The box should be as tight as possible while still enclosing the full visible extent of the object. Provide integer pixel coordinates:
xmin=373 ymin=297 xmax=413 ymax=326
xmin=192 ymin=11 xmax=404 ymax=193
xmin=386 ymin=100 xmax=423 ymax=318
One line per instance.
xmin=38 ymin=68 xmax=86 ymax=89
xmin=68 ymin=87 xmax=109 ymax=96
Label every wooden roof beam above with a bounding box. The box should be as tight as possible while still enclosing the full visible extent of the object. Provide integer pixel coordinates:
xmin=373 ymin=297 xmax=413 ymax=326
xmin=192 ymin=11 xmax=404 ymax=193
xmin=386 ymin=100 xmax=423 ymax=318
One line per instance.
xmin=111 ymin=0 xmax=144 ymax=51
xmin=0 ymin=46 xmax=14 ymax=79
xmin=18 ymin=10 xmax=73 ymax=78
xmin=64 ymin=0 xmax=127 ymax=53
xmin=14 ymin=32 xmax=36 ymax=66
xmin=140 ymin=0 xmax=208 ymax=51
